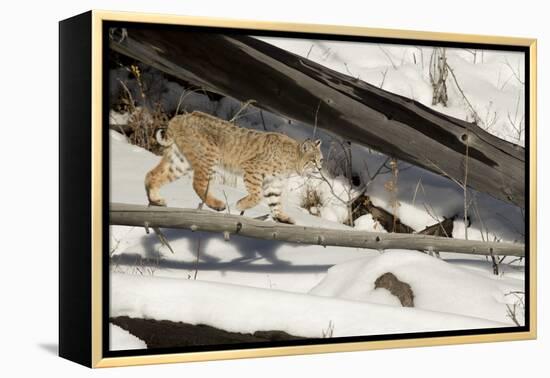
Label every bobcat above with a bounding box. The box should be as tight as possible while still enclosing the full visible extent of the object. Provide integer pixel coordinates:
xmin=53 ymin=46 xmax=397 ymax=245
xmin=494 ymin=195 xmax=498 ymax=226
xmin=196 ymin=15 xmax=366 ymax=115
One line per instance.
xmin=145 ymin=111 xmax=323 ymax=224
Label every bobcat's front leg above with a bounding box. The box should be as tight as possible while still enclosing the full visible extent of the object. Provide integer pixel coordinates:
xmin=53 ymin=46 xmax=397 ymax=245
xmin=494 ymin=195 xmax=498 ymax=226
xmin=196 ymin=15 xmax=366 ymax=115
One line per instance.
xmin=263 ymin=176 xmax=294 ymax=224
xmin=236 ymin=170 xmax=263 ymax=214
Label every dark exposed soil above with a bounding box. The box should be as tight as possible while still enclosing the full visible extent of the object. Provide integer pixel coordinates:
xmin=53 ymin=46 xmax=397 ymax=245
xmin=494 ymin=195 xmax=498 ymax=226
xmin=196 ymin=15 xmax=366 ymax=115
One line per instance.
xmin=111 ymin=316 xmax=305 ymax=349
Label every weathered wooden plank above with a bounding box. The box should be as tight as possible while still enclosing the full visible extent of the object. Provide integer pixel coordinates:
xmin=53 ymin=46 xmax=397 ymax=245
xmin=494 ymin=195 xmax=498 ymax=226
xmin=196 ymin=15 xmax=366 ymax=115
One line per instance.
xmin=110 ymin=203 xmax=524 ymax=257
xmin=110 ymin=28 xmax=525 ymax=207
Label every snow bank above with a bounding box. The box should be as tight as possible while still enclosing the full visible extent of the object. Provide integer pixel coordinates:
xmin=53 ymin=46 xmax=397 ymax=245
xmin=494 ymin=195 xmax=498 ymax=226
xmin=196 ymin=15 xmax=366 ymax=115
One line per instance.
xmin=354 ymin=214 xmax=386 ymax=232
xmin=310 ymin=251 xmax=524 ymax=325
xmin=111 ymin=273 xmax=507 ymax=339
xmin=109 ymin=324 xmax=147 ymax=350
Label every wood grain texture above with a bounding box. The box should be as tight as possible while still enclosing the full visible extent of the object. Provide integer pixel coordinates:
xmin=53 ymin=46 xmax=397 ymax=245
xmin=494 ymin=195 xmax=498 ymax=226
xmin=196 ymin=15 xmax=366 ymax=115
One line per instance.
xmin=110 ymin=203 xmax=524 ymax=256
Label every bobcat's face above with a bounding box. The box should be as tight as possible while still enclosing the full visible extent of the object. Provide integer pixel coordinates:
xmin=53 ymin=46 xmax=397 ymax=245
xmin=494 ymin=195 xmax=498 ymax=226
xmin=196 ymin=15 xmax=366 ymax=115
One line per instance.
xmin=298 ymin=139 xmax=323 ymax=175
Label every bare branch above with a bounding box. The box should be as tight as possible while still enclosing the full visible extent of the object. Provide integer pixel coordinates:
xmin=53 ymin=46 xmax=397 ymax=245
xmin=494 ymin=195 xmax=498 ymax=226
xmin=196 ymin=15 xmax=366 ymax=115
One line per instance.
xmin=379 ymin=68 xmax=389 ymax=89
xmin=378 ymin=45 xmax=398 ymax=69
xmin=306 ymin=44 xmax=314 ymax=59
xmin=229 ymin=99 xmax=256 ymax=123
xmin=446 ymin=63 xmax=482 ymax=124
xmin=504 ymin=57 xmax=525 ymax=85
xmin=152 ymin=226 xmax=175 ymax=254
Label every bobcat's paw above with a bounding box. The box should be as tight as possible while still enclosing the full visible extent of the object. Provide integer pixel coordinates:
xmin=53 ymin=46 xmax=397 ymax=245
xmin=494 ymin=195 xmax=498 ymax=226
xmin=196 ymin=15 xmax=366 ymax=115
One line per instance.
xmin=207 ymin=199 xmax=226 ymax=212
xmin=274 ymin=215 xmax=295 ymax=224
xmin=148 ymin=198 xmax=167 ymax=207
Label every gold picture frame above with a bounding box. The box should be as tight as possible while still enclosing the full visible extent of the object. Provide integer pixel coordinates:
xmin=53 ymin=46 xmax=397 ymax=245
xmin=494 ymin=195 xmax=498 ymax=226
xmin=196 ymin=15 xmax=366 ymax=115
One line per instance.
xmin=59 ymin=10 xmax=537 ymax=368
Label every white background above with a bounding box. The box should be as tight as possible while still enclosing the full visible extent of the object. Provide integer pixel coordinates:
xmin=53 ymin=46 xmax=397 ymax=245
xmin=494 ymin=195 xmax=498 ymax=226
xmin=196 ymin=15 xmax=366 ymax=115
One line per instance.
xmin=0 ymin=0 xmax=546 ymax=376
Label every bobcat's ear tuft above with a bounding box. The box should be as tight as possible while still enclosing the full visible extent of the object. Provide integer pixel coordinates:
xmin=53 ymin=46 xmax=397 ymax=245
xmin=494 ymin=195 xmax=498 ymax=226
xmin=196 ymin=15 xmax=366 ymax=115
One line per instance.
xmin=314 ymin=139 xmax=322 ymax=148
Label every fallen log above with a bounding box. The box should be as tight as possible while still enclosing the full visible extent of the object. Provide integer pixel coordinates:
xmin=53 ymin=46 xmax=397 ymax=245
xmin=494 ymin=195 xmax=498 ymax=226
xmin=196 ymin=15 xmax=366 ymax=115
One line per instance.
xmin=110 ymin=29 xmax=525 ymax=207
xmin=111 ymin=316 xmax=304 ymax=349
xmin=417 ymin=217 xmax=455 ymax=237
xmin=352 ymin=194 xmax=415 ymax=233
xmin=109 ymin=123 xmax=132 ymax=134
xmin=352 ymin=194 xmax=454 ymax=236
xmin=110 ymin=203 xmax=524 ymax=257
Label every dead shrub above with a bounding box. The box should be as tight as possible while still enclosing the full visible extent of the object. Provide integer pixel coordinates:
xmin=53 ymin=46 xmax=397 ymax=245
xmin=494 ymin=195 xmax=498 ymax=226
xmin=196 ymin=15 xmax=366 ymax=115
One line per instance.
xmin=300 ymin=184 xmax=324 ymax=217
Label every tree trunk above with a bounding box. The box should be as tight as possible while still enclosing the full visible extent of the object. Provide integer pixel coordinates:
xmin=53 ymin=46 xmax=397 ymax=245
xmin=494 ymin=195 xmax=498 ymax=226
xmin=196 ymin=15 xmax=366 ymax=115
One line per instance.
xmin=110 ymin=203 xmax=524 ymax=257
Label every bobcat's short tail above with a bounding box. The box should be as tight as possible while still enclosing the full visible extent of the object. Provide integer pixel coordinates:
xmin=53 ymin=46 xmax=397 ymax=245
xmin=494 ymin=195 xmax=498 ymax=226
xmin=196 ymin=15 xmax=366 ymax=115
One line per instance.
xmin=155 ymin=128 xmax=173 ymax=147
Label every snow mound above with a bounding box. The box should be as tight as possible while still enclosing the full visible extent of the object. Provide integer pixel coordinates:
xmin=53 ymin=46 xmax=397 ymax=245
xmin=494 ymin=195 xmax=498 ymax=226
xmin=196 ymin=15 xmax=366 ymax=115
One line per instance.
xmin=310 ymin=251 xmax=523 ymax=325
xmin=109 ymin=324 xmax=147 ymax=350
xmin=354 ymin=214 xmax=386 ymax=232
xmin=111 ymin=273 xmax=507 ymax=339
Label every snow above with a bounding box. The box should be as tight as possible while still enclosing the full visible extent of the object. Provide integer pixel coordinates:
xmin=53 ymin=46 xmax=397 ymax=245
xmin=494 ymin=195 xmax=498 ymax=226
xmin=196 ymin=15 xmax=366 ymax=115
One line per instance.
xmin=111 ymin=273 xmax=507 ymax=339
xmin=110 ymin=324 xmax=147 ymax=350
xmin=108 ymin=35 xmax=526 ymax=350
xmin=109 ymin=131 xmax=525 ymax=347
xmin=354 ymin=214 xmax=386 ymax=232
xmin=310 ymin=251 xmax=524 ymax=325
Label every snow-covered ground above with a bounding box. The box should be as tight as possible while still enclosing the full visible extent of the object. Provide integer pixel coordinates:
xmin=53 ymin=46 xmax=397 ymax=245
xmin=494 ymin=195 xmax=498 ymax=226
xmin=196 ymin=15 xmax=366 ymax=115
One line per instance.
xmin=108 ymin=36 xmax=525 ymax=350
xmin=110 ymin=324 xmax=147 ymax=350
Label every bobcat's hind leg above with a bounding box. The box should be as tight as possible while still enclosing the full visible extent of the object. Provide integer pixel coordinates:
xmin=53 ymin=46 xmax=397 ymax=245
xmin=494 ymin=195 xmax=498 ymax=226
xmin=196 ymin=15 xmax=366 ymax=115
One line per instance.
xmin=236 ymin=170 xmax=263 ymax=214
xmin=145 ymin=147 xmax=190 ymax=206
xmin=192 ymin=163 xmax=226 ymax=211
xmin=263 ymin=176 xmax=294 ymax=224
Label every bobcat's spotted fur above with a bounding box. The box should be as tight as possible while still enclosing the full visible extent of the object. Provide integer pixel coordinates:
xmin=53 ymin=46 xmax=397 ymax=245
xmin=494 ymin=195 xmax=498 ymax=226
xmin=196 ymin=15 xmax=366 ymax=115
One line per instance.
xmin=145 ymin=111 xmax=323 ymax=224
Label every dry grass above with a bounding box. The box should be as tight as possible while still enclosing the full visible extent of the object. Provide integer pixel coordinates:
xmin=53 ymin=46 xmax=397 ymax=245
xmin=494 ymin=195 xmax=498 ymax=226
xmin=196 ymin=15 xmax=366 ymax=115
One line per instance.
xmin=126 ymin=104 xmax=169 ymax=156
xmin=300 ymin=184 xmax=324 ymax=217
xmin=115 ymin=63 xmax=170 ymax=156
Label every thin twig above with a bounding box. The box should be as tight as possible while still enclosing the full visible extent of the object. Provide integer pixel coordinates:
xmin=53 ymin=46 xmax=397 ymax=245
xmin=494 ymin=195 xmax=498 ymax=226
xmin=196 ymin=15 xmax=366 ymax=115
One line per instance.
xmin=312 ymin=100 xmax=322 ymax=138
xmin=446 ymin=63 xmax=482 ymax=124
xmin=425 ymin=157 xmax=464 ymax=188
xmin=379 ymin=68 xmax=389 ymax=89
xmin=504 ymin=57 xmax=525 ymax=85
xmin=152 ymin=226 xmax=175 ymax=254
xmin=414 ymin=179 xmax=450 ymax=238
xmin=222 ymin=191 xmax=231 ymax=215
xmin=378 ymin=45 xmax=398 ymax=69
xmin=415 ymin=47 xmax=425 ymax=70
xmin=472 ymin=195 xmax=488 ymax=242
xmin=259 ymin=110 xmax=268 ymax=131
xmin=193 ymin=236 xmax=201 ymax=280
xmin=364 ymin=157 xmax=391 ymax=183
xmin=463 ymin=131 xmax=470 ymax=240
xmin=343 ymin=63 xmax=360 ymax=80
xmin=306 ymin=44 xmax=314 ymax=59
xmin=230 ymin=99 xmax=256 ymax=123
xmin=117 ymin=79 xmax=136 ymax=112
